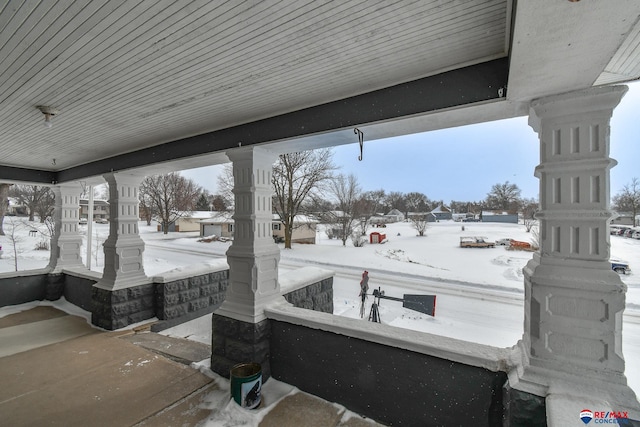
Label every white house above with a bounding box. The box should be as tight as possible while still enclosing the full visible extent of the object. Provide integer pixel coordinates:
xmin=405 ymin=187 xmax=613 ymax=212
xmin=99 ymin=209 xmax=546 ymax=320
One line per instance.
xmin=272 ymin=214 xmax=318 ymax=244
xmin=199 ymin=212 xmax=235 ymax=238
xmin=157 ymin=211 xmax=218 ymax=232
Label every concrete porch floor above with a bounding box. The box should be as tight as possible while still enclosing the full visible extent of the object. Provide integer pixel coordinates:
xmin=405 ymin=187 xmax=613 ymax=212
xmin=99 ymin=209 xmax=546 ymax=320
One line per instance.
xmin=0 ymin=306 xmax=384 ymax=427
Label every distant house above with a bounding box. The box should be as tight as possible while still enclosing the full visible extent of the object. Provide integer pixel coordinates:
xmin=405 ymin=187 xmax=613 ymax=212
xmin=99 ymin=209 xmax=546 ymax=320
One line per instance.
xmin=407 ymin=212 xmax=436 ymax=222
xmin=611 ymin=212 xmax=635 ymax=226
xmin=385 ymin=209 xmax=405 ymax=222
xmin=79 ymin=199 xmax=109 ymax=222
xmin=199 ymin=212 xmax=235 ymax=238
xmin=481 ymin=211 xmax=518 ymax=224
xmin=430 ymin=205 xmax=452 ymax=221
xmin=452 ymin=213 xmax=467 ymax=222
xmin=272 ymin=214 xmax=318 ymax=244
xmin=198 ymin=212 xmax=319 ymax=244
xmin=158 ymin=211 xmax=218 ymax=232
xmin=6 ymin=197 xmax=27 ymax=216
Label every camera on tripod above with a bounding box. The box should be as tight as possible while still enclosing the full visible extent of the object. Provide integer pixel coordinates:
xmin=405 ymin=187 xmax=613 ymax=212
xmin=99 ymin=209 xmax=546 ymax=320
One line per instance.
xmin=364 ymin=286 xmax=437 ymax=323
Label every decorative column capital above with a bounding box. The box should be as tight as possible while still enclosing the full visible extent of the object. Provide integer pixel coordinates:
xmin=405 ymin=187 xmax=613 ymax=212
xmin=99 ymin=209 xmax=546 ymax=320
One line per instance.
xmin=529 ymin=85 xmax=627 ymax=133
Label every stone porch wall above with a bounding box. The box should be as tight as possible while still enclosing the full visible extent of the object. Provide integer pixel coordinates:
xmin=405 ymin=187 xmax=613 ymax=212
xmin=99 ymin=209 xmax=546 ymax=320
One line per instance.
xmin=1 ymin=263 xmax=330 ymax=331
xmin=9 ymin=261 xmax=233 ymax=330
xmin=280 ymin=266 xmax=333 ymax=313
xmin=151 ymin=261 xmax=229 ymax=331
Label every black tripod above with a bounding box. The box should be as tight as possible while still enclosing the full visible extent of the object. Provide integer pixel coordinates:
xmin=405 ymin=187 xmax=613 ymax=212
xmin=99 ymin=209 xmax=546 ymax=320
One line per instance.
xmin=368 ymin=300 xmax=381 ymax=322
xmin=368 ymin=288 xmax=383 ymax=323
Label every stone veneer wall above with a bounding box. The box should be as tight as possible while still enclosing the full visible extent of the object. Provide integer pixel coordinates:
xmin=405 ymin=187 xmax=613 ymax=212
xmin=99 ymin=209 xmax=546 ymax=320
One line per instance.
xmin=282 ymin=276 xmax=333 ymax=313
xmin=56 ymin=261 xmax=230 ymax=331
xmin=155 ymin=270 xmax=229 ymax=321
xmin=92 ymin=283 xmax=156 ymax=330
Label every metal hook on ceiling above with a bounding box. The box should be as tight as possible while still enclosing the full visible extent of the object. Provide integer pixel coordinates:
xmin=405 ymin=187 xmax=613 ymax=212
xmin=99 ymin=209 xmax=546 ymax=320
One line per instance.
xmin=354 ymin=128 xmax=364 ymax=161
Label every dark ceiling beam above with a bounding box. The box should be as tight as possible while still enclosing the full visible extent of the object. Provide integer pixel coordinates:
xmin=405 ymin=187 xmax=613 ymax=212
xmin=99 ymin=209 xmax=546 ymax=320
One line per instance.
xmin=53 ymin=57 xmax=507 ymax=182
xmin=0 ymin=165 xmax=56 ymax=185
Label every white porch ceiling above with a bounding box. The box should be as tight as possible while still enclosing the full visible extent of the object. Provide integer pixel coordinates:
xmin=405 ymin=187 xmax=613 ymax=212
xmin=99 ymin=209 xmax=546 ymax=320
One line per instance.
xmin=0 ymin=0 xmax=639 ymax=182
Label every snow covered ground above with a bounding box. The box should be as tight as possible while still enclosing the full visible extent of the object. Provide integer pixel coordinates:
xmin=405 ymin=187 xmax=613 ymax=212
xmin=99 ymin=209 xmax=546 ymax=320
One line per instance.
xmin=2 ymin=218 xmax=639 ymax=425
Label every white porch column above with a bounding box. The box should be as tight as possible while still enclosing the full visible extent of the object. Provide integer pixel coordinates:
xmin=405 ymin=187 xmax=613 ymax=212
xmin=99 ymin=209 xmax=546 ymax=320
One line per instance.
xmin=95 ymin=172 xmax=147 ymax=290
xmin=48 ymin=183 xmax=84 ymax=272
xmin=511 ymin=86 xmax=639 ymax=411
xmin=216 ymin=146 xmax=280 ymax=323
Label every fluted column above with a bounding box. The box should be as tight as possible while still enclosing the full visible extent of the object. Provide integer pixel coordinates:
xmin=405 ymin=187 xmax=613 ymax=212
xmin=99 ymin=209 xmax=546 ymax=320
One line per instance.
xmin=511 ymin=86 xmax=639 ymax=411
xmin=48 ymin=183 xmax=84 ymax=272
xmin=96 ymin=172 xmax=146 ymax=290
xmin=216 ymin=146 xmax=280 ymax=323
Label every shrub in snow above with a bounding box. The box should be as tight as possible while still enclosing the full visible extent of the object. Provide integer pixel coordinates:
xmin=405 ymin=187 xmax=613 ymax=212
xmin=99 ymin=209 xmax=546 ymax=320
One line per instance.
xmin=351 ymin=232 xmax=366 ymax=247
xmin=34 ymin=240 xmax=49 ymax=250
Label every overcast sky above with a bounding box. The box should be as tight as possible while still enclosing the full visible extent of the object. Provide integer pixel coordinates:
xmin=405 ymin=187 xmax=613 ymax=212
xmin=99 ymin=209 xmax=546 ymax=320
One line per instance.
xmin=181 ymin=81 xmax=640 ymax=203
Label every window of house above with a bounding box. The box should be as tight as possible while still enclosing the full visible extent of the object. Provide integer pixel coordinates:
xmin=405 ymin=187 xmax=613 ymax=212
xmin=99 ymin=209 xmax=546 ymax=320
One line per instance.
xmin=273 ymin=223 xmax=281 ymax=231
xmin=228 ymin=224 xmax=233 ymax=232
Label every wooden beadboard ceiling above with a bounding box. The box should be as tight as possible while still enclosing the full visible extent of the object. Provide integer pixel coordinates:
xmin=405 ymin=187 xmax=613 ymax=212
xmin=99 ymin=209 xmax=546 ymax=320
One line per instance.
xmin=0 ymin=0 xmax=639 ymax=179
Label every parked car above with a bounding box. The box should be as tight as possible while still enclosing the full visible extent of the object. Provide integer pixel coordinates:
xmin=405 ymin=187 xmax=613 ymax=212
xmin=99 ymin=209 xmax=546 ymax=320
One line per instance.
xmin=611 ymin=227 xmax=628 ymax=236
xmin=610 ymin=226 xmax=624 ymax=235
xmin=611 ymin=259 xmax=631 ymax=274
xmin=79 ymin=218 xmax=88 ymax=225
xmin=495 ymin=238 xmax=512 ymax=246
xmin=623 ymin=228 xmax=636 ymax=238
xmin=95 ymin=218 xmax=108 ymax=224
xmin=460 ymin=236 xmax=495 ymax=248
xmin=632 ymin=231 xmax=640 ymax=240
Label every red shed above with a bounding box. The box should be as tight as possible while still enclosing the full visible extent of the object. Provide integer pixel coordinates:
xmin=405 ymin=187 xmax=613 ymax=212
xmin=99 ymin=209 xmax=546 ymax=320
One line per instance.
xmin=370 ymin=232 xmax=386 ymax=244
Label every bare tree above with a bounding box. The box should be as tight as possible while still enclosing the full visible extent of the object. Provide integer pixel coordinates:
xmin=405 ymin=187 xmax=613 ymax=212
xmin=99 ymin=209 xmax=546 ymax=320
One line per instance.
xmin=521 ymin=198 xmax=539 ymax=232
xmin=355 ymin=196 xmax=375 ymax=236
xmin=6 ymin=217 xmax=21 ymax=271
xmin=404 ymin=192 xmax=431 ymax=217
xmin=612 ymin=177 xmax=640 ymax=225
xmin=272 ymin=149 xmax=335 ymax=249
xmin=209 ymin=194 xmax=228 ymax=211
xmin=449 ymin=200 xmax=484 ymax=216
xmin=485 ymin=181 xmax=522 ymax=211
xmin=140 ymin=173 xmax=202 ymax=234
xmin=138 ymin=183 xmax=155 ymax=226
xmin=216 ymin=164 xmax=235 ymax=210
xmin=358 ymin=189 xmax=386 ymax=231
xmin=0 ymin=183 xmax=10 ymax=235
xmin=383 ymin=191 xmax=406 ymax=214
xmin=10 ymin=185 xmax=54 ymax=222
xmin=327 ymin=174 xmax=362 ymax=246
xmin=409 ymin=213 xmax=429 ymax=236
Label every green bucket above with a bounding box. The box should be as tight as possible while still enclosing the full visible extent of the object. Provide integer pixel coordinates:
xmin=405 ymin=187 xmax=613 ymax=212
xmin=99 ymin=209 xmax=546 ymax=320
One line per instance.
xmin=230 ymin=362 xmax=262 ymax=409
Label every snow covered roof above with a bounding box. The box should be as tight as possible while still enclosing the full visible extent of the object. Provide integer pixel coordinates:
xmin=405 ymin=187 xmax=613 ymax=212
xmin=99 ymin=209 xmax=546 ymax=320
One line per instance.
xmin=431 ymin=205 xmax=451 ymax=213
xmin=198 ymin=211 xmax=234 ymax=223
xmin=482 ymin=211 xmax=511 ymax=216
xmin=79 ymin=199 xmax=109 ymax=206
xmin=272 ymin=214 xmax=319 ymax=223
